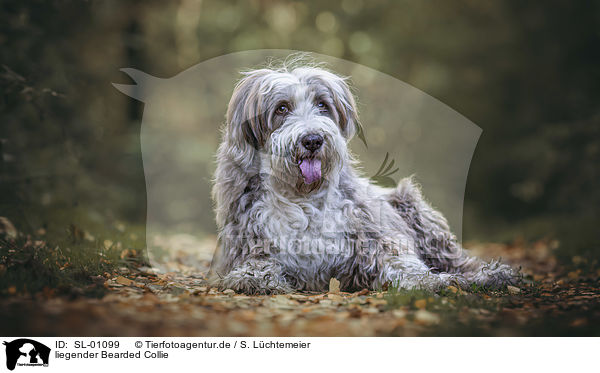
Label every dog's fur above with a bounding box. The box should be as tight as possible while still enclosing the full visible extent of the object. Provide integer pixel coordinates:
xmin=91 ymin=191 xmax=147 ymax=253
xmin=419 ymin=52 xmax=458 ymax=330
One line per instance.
xmin=210 ymin=62 xmax=518 ymax=294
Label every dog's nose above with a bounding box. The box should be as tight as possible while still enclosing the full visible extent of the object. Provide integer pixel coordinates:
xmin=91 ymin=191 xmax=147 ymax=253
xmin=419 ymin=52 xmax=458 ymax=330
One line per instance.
xmin=301 ymin=134 xmax=324 ymax=152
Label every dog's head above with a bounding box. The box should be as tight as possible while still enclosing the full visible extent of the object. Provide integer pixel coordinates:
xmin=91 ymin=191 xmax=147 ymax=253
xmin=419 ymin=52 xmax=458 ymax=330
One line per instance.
xmin=225 ymin=65 xmax=361 ymax=194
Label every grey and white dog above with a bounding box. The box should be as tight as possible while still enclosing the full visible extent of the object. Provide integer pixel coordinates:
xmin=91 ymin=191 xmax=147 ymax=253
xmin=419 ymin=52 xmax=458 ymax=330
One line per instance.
xmin=210 ymin=62 xmax=518 ymax=294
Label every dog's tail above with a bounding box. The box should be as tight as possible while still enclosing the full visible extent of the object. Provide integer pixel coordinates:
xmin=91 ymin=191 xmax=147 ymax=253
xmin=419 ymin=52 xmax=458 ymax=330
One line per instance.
xmin=387 ymin=176 xmax=520 ymax=288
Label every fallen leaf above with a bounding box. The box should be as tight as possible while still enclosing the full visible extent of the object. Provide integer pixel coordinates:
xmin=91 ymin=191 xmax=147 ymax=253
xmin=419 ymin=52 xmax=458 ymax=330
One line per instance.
xmin=392 ymin=309 xmax=407 ymax=318
xmin=168 ymin=285 xmax=189 ymax=296
xmin=353 ymin=289 xmax=370 ymax=296
xmin=366 ymin=297 xmax=387 ymax=307
xmin=567 ymin=270 xmax=581 ymax=280
xmin=570 ymin=318 xmax=587 ymax=327
xmin=414 ymin=310 xmax=440 ymax=325
xmin=446 ymin=286 xmax=459 ymax=293
xmin=115 ymin=276 xmax=134 ymax=286
xmin=327 ymin=294 xmax=343 ymax=302
xmin=193 ymin=286 xmax=208 ymax=295
xmin=507 ymin=285 xmax=521 ymax=295
xmin=288 ymin=294 xmax=309 ymax=301
xmin=328 ymin=278 xmax=340 ymax=294
xmin=414 ymin=299 xmax=427 ymax=309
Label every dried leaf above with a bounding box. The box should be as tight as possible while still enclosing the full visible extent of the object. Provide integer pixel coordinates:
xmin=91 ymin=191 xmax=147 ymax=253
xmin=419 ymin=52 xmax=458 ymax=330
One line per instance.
xmin=446 ymin=285 xmax=459 ymax=293
xmin=0 ymin=217 xmax=18 ymax=238
xmin=354 ymin=289 xmax=370 ymax=296
xmin=328 ymin=277 xmax=340 ymax=294
xmin=414 ymin=310 xmax=440 ymax=325
xmin=414 ymin=299 xmax=427 ymax=309
xmin=327 ymin=294 xmax=343 ymax=302
xmin=507 ymin=285 xmax=521 ymax=295
xmin=115 ymin=276 xmax=134 ymax=286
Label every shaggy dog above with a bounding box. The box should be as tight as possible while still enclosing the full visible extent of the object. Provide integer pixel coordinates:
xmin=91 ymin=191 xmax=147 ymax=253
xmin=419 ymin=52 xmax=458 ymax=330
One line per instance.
xmin=210 ymin=62 xmax=518 ymax=294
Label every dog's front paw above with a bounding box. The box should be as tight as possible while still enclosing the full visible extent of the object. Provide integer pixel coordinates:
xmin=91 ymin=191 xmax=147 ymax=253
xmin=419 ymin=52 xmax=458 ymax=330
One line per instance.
xmin=217 ymin=260 xmax=293 ymax=295
xmin=219 ymin=273 xmax=292 ymax=295
xmin=388 ymin=272 xmax=468 ymax=292
xmin=481 ymin=261 xmax=522 ymax=288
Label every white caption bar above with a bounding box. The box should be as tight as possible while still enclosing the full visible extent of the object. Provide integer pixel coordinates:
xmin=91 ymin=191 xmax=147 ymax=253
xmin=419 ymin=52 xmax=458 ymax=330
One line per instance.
xmin=0 ymin=337 xmax=596 ymax=373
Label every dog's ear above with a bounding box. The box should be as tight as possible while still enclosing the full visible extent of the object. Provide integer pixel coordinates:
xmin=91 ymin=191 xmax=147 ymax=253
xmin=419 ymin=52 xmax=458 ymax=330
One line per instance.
xmin=226 ymin=70 xmax=271 ymax=149
xmin=327 ymin=75 xmax=365 ymax=144
xmin=215 ymin=70 xmax=272 ymax=229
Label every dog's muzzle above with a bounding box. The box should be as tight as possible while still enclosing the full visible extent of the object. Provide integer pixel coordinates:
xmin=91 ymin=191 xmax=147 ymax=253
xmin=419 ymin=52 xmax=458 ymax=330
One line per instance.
xmin=298 ymin=133 xmax=324 ymax=184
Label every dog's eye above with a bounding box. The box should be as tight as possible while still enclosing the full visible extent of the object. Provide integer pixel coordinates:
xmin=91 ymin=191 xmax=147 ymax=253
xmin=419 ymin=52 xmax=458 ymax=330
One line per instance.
xmin=275 ymin=104 xmax=289 ymax=115
xmin=317 ymin=101 xmax=328 ymax=112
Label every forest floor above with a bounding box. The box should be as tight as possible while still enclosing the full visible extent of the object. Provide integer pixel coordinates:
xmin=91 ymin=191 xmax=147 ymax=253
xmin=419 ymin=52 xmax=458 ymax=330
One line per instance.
xmin=1 ymin=226 xmax=600 ymax=336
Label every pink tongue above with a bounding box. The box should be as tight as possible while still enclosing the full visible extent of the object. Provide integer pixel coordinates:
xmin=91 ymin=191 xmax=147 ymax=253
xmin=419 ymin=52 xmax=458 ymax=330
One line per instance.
xmin=299 ymin=159 xmax=322 ymax=184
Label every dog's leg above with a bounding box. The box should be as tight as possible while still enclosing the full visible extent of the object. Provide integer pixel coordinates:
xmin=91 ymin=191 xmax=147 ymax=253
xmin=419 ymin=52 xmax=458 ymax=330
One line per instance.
xmin=218 ymin=257 xmax=292 ymax=295
xmin=386 ymin=177 xmax=518 ymax=288
xmin=377 ymin=251 xmax=469 ymax=291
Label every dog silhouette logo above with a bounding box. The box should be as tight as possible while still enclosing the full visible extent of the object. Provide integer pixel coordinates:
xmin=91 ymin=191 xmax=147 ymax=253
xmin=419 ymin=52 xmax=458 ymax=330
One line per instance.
xmin=3 ymin=339 xmax=50 ymax=370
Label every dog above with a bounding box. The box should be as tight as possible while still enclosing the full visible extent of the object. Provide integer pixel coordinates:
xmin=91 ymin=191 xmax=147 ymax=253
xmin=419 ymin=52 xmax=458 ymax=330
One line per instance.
xmin=210 ymin=61 xmax=518 ymax=294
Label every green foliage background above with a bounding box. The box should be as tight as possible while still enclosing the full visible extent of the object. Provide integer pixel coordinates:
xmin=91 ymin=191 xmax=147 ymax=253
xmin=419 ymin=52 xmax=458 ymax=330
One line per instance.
xmin=1 ymin=0 xmax=599 ymax=261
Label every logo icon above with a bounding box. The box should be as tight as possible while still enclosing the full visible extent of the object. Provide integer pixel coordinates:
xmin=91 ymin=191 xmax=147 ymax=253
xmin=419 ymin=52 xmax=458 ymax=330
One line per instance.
xmin=3 ymin=339 xmax=50 ymax=371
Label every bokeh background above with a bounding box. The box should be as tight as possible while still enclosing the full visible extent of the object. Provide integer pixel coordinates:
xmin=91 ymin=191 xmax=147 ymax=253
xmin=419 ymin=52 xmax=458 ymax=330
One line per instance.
xmin=1 ymin=0 xmax=599 ymax=264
